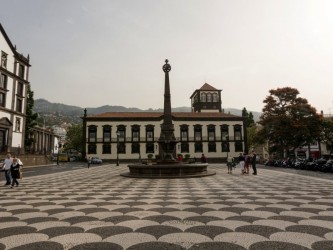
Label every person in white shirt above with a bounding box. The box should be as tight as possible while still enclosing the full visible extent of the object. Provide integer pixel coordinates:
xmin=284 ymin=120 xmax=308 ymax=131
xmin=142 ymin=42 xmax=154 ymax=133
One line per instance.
xmin=238 ymin=153 xmax=245 ymax=174
xmin=2 ymin=153 xmax=13 ymax=185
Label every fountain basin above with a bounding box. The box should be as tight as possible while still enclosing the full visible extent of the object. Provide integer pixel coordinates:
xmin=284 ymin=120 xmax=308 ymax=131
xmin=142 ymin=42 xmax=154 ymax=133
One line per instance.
xmin=120 ymin=163 xmax=216 ymax=179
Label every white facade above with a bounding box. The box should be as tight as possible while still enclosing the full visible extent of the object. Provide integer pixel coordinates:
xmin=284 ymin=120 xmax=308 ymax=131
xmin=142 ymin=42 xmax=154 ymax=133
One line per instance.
xmin=52 ymin=125 xmax=67 ymax=142
xmin=0 ymin=23 xmax=30 ymax=153
xmin=84 ymin=112 xmax=246 ymax=162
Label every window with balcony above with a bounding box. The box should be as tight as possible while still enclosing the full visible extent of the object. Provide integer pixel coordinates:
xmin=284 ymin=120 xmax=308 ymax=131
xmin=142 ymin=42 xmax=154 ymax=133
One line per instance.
xmin=18 ymin=64 xmax=25 ymax=79
xmin=132 ymin=125 xmax=140 ymax=142
xmin=0 ymin=93 xmax=5 ymax=107
xmin=208 ymin=125 xmax=215 ymax=141
xmin=180 ymin=125 xmax=188 ymax=141
xmin=117 ymin=125 xmax=126 ymax=153
xmin=16 ymin=98 xmax=23 ymax=113
xmin=88 ymin=126 xmax=97 ymax=143
xmin=207 ymin=125 xmax=216 ymax=152
xmin=146 ymin=125 xmax=154 ymax=142
xmin=103 ymin=125 xmax=111 ymax=142
xmin=194 ymin=125 xmax=202 ymax=141
xmin=17 ymin=82 xmax=24 ymax=96
xmin=117 ymin=125 xmax=126 ymax=142
xmin=0 ymin=74 xmax=7 ymax=89
xmin=234 ymin=125 xmax=242 ymax=141
xmin=221 ymin=125 xmax=229 ymax=141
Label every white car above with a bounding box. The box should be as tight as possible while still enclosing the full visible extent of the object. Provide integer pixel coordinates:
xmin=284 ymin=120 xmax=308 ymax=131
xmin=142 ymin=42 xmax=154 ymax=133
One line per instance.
xmin=91 ymin=157 xmax=102 ymax=164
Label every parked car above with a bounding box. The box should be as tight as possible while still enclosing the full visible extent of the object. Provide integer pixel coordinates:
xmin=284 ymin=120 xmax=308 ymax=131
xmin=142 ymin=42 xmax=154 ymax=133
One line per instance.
xmin=58 ymin=153 xmax=69 ymax=162
xmin=51 ymin=155 xmax=58 ymax=161
xmin=91 ymin=157 xmax=102 ymax=164
xmin=69 ymin=156 xmax=77 ymax=162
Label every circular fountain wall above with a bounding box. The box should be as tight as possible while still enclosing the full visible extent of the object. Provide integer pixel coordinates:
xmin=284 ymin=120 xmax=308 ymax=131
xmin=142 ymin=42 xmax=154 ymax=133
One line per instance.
xmin=120 ymin=162 xmax=216 ymax=179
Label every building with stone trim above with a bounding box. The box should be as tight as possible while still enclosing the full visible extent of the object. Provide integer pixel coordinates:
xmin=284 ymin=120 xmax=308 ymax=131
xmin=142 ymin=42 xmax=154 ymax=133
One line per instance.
xmin=0 ymin=23 xmax=30 ymax=154
xmin=82 ymin=83 xmax=247 ymax=162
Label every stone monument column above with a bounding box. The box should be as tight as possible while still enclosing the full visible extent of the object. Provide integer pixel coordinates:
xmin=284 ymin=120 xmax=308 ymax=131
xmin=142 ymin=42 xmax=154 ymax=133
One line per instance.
xmin=158 ymin=59 xmax=178 ymax=162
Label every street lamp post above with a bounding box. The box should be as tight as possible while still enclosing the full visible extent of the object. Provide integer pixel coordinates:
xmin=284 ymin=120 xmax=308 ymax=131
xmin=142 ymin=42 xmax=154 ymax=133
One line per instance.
xmin=116 ymin=131 xmax=120 ymax=166
xmin=226 ymin=135 xmax=229 ymax=160
xmin=57 ymin=144 xmax=60 ymax=165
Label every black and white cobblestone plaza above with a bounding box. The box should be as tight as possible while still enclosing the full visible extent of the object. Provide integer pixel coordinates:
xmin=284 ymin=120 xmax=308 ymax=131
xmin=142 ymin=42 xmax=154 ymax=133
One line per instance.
xmin=1 ymin=165 xmax=333 ymax=249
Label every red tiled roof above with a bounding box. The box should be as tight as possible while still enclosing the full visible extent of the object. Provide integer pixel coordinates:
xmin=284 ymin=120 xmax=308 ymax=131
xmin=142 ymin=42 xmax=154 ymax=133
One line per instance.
xmin=89 ymin=112 xmax=163 ymax=118
xmin=86 ymin=112 xmax=240 ymax=119
xmin=172 ymin=112 xmax=238 ymax=118
xmin=189 ymin=83 xmax=221 ymax=98
xmin=199 ymin=83 xmax=218 ymax=91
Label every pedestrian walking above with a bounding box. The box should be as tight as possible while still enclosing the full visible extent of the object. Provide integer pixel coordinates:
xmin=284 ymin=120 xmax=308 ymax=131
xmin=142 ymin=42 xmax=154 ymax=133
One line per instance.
xmin=2 ymin=153 xmax=13 ymax=185
xmin=10 ymin=158 xmax=22 ymax=188
xmin=244 ymin=153 xmax=251 ymax=174
xmin=252 ymin=151 xmax=257 ymax=175
xmin=238 ymin=153 xmax=245 ymax=174
xmin=227 ymin=155 xmax=234 ymax=174
xmin=87 ymin=157 xmax=91 ymax=168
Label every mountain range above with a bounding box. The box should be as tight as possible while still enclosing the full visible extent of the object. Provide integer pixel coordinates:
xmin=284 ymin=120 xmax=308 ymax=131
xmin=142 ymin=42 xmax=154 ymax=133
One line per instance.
xmin=33 ymin=98 xmax=261 ymax=126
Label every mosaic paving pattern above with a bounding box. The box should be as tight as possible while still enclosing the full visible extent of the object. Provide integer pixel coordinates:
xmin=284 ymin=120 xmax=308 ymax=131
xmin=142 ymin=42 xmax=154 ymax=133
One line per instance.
xmin=1 ymin=165 xmax=333 ymax=249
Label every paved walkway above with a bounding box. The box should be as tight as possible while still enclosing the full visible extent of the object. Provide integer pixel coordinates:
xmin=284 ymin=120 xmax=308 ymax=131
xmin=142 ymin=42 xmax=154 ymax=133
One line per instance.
xmin=1 ymin=164 xmax=333 ymax=249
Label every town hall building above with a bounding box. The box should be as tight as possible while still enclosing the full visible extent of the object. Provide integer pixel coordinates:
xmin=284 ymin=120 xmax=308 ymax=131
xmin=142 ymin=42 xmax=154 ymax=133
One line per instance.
xmin=82 ymin=82 xmax=247 ymax=163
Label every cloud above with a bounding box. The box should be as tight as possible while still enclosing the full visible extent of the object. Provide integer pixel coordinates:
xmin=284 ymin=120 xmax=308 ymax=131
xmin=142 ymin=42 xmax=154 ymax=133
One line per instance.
xmin=65 ymin=18 xmax=74 ymax=25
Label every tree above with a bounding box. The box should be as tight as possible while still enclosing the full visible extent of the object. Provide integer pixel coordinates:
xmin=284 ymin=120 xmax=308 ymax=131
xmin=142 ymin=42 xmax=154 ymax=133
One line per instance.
xmin=246 ymin=125 xmax=258 ymax=149
xmin=64 ymin=124 xmax=83 ymax=152
xmin=242 ymin=107 xmax=255 ymax=128
xmin=320 ymin=118 xmax=333 ymax=155
xmin=242 ymin=107 xmax=256 ymax=150
xmin=25 ymin=85 xmax=38 ymax=152
xmin=258 ymin=87 xmax=321 ymax=157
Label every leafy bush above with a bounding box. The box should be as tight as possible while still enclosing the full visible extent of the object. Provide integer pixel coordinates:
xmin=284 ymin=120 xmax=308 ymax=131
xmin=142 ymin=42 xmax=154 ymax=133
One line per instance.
xmin=147 ymin=154 xmax=153 ymax=159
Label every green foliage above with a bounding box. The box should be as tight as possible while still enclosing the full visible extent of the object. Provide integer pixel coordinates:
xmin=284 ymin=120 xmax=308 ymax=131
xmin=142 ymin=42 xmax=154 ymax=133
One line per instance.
xmin=320 ymin=118 xmax=333 ymax=155
xmin=246 ymin=125 xmax=257 ymax=149
xmin=147 ymin=154 xmax=153 ymax=159
xmin=24 ymin=85 xmax=38 ymax=151
xmin=242 ymin=107 xmax=255 ymax=128
xmin=63 ymin=124 xmax=83 ymax=152
xmin=258 ymin=87 xmax=321 ymax=155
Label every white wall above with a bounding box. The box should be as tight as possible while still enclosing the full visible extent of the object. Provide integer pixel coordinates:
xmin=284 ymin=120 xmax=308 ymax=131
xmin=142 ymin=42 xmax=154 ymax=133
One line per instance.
xmin=86 ymin=119 xmax=244 ymax=160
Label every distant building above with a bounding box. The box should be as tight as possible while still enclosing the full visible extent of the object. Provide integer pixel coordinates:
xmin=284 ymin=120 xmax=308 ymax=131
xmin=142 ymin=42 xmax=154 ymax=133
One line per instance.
xmin=82 ymin=83 xmax=247 ymax=162
xmin=30 ymin=126 xmax=57 ymax=155
xmin=0 ymin=23 xmax=30 ymax=154
xmin=52 ymin=125 xmax=67 ymax=144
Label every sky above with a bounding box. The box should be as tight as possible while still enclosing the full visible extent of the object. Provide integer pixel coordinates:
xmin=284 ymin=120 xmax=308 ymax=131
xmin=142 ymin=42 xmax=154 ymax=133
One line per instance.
xmin=1 ymin=0 xmax=333 ymax=113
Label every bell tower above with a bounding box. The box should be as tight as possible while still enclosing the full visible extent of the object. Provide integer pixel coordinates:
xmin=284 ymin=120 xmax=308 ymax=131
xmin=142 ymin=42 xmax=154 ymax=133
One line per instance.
xmin=190 ymin=83 xmax=222 ymax=112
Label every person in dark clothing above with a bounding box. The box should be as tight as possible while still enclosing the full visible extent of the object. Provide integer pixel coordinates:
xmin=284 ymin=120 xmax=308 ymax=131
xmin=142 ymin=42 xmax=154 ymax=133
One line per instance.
xmin=252 ymin=151 xmax=257 ymax=175
xmin=200 ymin=154 xmax=207 ymax=163
xmin=87 ymin=157 xmax=91 ymax=168
xmin=10 ymin=158 xmax=22 ymax=188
